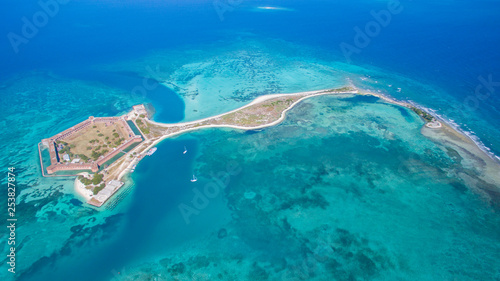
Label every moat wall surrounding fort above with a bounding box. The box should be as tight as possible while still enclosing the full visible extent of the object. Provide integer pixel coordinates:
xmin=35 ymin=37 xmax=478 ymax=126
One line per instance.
xmin=40 ymin=116 xmax=142 ymax=175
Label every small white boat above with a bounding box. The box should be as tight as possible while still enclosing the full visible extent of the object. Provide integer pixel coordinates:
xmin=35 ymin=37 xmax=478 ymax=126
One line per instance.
xmin=183 ymin=146 xmax=187 ymax=154
xmin=190 ymin=175 xmax=197 ymax=182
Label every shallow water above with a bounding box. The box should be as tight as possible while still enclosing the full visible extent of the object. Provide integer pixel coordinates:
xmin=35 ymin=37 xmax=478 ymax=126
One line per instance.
xmin=2 ymin=0 xmax=500 ymax=280
xmin=10 ymin=95 xmax=500 ymax=281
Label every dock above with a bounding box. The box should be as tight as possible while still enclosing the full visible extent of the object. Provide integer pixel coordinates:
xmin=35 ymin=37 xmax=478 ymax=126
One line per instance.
xmin=87 ymin=180 xmax=124 ymax=207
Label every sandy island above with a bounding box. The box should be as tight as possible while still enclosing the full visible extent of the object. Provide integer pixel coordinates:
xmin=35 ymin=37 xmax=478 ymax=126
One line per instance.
xmin=74 ymin=86 xmax=499 ymax=208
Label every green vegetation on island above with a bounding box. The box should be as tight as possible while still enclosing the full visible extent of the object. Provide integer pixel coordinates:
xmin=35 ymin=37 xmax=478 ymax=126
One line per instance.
xmin=93 ymin=183 xmax=106 ymax=195
xmin=91 ymin=149 xmax=109 ymax=161
xmin=59 ymin=121 xmax=127 ymax=163
xmin=78 ymin=173 xmax=105 ymax=194
xmin=262 ymin=99 xmax=294 ymax=108
xmin=78 ymin=154 xmax=89 ymax=162
xmin=136 ymin=118 xmax=150 ymax=134
xmin=326 ymin=86 xmax=355 ymax=92
xmin=410 ymin=106 xmax=435 ymax=123
xmin=58 ymin=146 xmax=72 ymax=157
xmin=78 ymin=173 xmax=103 ymax=186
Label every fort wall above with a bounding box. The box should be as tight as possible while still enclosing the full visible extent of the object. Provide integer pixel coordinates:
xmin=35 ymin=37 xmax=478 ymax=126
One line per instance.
xmin=96 ymin=136 xmax=142 ymax=166
xmin=42 ymin=115 xmax=142 ymax=175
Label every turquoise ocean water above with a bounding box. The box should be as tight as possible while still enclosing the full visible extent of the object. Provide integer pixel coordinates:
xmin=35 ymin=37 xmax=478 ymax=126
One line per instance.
xmin=1 ymin=0 xmax=499 ymax=280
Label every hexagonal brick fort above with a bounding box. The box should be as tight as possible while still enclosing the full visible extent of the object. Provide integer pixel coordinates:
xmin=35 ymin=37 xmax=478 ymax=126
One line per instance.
xmin=41 ymin=115 xmax=142 ymax=175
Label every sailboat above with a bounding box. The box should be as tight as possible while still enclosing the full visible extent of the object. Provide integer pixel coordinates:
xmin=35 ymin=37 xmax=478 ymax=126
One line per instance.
xmin=183 ymin=146 xmax=187 ymax=154
xmin=190 ymin=175 xmax=197 ymax=182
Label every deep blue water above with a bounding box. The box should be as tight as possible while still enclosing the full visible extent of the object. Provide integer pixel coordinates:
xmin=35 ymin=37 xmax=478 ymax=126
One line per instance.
xmin=2 ymin=0 xmax=500 ymax=280
xmin=2 ymin=0 xmax=500 ymax=154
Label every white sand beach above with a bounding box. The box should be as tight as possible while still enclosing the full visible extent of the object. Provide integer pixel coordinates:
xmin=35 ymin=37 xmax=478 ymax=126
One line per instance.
xmin=74 ymin=173 xmax=93 ymax=201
